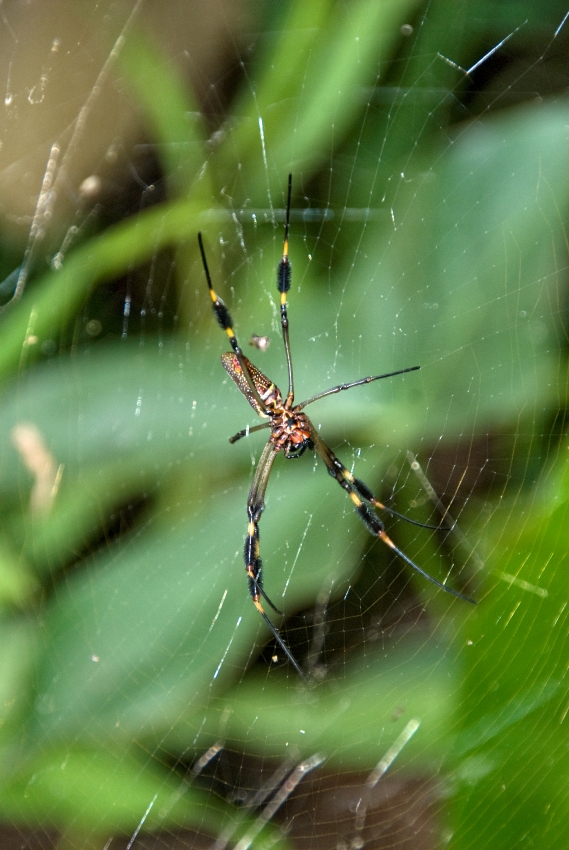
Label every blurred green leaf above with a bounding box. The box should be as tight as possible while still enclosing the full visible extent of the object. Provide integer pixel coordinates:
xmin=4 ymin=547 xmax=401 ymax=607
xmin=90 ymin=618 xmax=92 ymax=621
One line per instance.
xmin=1 ymin=0 xmax=569 ymax=844
xmin=162 ymin=634 xmax=474 ymax=773
xmin=222 ymin=0 xmax=423 ymax=193
xmin=450 ymin=444 xmax=569 ymax=848
xmin=0 ymin=746 xmax=283 ymax=845
xmin=343 ymin=99 xmax=569 ymax=438
xmin=119 ymin=31 xmax=207 ymax=195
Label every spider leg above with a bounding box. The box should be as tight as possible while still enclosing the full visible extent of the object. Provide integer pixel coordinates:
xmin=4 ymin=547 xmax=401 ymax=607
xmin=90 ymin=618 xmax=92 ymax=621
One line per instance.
xmin=296 ymin=366 xmax=420 ymax=411
xmin=313 ymin=437 xmax=447 ymax=530
xmin=198 ymin=233 xmax=270 ymax=415
xmin=312 ymin=431 xmax=475 ymax=604
xmin=245 ymin=440 xmax=306 ymax=678
xmin=348 ymin=476 xmax=450 ymax=532
xmin=297 ymin=367 xmax=449 ymax=531
xmin=277 ymin=174 xmax=295 ymax=404
xmin=229 ymin=422 xmax=271 ymax=445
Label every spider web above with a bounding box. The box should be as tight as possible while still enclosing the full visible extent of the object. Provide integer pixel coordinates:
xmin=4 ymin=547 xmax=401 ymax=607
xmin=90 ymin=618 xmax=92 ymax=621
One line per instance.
xmin=0 ymin=1 xmax=568 ymax=848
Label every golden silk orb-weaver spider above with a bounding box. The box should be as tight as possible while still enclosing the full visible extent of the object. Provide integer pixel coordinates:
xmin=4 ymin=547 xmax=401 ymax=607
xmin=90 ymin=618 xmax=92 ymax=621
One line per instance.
xmin=199 ymin=175 xmax=475 ymax=679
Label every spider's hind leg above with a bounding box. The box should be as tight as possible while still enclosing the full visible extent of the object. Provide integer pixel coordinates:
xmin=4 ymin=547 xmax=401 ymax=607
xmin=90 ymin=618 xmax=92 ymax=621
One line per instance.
xmin=313 ymin=434 xmax=475 ymax=604
xmin=327 ymin=453 xmax=447 ymax=530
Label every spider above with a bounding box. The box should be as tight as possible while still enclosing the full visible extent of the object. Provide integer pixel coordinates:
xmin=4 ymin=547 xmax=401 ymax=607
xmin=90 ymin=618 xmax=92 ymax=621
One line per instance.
xmin=199 ymin=175 xmax=475 ymax=678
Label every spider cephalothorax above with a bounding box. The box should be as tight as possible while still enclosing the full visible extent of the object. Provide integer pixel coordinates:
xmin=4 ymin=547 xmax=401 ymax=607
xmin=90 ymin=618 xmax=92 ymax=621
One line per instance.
xmin=199 ymin=175 xmax=475 ymax=680
xmin=270 ymin=407 xmax=313 ymax=458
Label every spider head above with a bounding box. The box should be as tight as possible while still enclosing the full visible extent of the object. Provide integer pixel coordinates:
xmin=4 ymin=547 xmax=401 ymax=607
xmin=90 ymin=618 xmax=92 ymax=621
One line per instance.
xmin=284 ymin=437 xmax=313 ymax=459
xmin=283 ymin=419 xmax=314 ymax=459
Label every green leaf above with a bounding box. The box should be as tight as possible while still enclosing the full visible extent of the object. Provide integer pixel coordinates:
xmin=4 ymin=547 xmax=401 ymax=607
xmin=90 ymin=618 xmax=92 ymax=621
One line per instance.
xmin=450 ymin=445 xmax=569 ymax=847
xmin=164 ymin=636 xmax=474 ymax=773
xmin=219 ymin=0 xmax=423 ymax=195
xmin=339 ymin=100 xmax=569 ymax=437
xmin=0 ymin=746 xmax=280 ymax=844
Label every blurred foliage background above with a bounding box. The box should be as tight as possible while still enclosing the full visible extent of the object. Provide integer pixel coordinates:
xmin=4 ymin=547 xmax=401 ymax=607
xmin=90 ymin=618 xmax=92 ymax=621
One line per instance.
xmin=0 ymin=0 xmax=568 ymax=848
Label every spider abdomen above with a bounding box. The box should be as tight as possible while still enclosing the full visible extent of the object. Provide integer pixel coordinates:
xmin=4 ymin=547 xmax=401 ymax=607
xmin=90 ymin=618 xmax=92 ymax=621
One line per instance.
xmin=221 ymin=352 xmax=281 ymax=415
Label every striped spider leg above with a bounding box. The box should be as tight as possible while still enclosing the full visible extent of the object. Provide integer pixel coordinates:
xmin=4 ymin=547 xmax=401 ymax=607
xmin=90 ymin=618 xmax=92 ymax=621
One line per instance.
xmin=200 ymin=175 xmax=475 ymax=679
